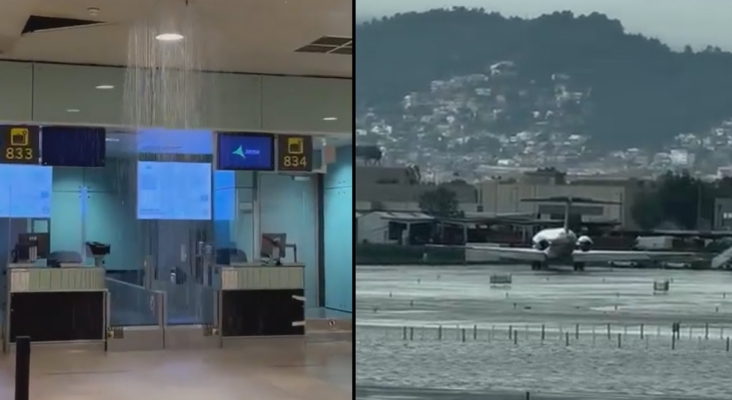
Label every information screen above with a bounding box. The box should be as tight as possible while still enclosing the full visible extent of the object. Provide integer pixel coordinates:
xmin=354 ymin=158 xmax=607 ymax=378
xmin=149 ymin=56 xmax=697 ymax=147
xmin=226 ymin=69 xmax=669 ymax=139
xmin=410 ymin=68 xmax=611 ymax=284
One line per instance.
xmin=137 ymin=161 xmax=212 ymax=220
xmin=216 ymin=133 xmax=274 ymax=171
xmin=42 ymin=126 xmax=106 ymax=167
xmin=0 ymin=165 xmax=52 ymax=218
xmin=136 ymin=129 xmax=213 ymax=155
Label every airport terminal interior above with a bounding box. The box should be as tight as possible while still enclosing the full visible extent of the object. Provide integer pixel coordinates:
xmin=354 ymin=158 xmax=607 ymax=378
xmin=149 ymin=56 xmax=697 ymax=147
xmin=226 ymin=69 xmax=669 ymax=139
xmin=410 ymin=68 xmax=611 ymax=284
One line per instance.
xmin=0 ymin=0 xmax=352 ymax=398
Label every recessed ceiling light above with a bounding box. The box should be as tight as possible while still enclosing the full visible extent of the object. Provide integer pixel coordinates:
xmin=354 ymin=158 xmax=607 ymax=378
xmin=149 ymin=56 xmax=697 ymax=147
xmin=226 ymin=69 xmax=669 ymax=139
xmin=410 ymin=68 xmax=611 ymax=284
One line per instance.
xmin=95 ymin=85 xmax=114 ymax=90
xmin=155 ymin=33 xmax=184 ymax=42
xmin=66 ymin=109 xmax=80 ymax=113
xmin=323 ymin=117 xmax=338 ymax=121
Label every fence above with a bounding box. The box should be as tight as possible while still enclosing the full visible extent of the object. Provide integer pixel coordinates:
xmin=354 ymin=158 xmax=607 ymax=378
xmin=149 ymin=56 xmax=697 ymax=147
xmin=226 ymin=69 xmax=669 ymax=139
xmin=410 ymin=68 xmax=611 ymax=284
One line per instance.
xmin=359 ymin=322 xmax=732 ymax=352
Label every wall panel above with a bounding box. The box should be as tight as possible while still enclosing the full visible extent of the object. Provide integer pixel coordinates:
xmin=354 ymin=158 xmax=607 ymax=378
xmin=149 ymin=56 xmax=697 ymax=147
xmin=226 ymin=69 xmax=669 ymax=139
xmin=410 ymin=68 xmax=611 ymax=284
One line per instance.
xmin=0 ymin=61 xmax=33 ymax=122
xmin=323 ymin=145 xmax=353 ymax=312
xmin=261 ymin=76 xmax=351 ymax=134
xmin=32 ymin=64 xmax=127 ymax=125
xmin=199 ymin=72 xmax=262 ymax=131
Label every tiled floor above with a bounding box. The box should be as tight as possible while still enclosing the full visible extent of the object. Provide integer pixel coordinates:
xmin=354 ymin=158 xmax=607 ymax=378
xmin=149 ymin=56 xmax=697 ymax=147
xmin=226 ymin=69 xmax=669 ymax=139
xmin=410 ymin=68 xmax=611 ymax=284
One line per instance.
xmin=0 ymin=339 xmax=351 ymax=400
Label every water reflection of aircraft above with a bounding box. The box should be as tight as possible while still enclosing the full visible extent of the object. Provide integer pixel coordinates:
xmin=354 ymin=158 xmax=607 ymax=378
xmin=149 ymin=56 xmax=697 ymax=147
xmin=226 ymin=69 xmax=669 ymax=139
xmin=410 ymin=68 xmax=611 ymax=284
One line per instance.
xmin=441 ymin=197 xmax=696 ymax=271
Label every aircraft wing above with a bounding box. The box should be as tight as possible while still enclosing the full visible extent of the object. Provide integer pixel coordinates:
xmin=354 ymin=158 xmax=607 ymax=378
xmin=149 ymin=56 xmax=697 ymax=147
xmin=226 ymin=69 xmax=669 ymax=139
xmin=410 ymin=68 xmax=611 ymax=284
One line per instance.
xmin=572 ymin=250 xmax=696 ymax=263
xmin=462 ymin=245 xmax=547 ymax=262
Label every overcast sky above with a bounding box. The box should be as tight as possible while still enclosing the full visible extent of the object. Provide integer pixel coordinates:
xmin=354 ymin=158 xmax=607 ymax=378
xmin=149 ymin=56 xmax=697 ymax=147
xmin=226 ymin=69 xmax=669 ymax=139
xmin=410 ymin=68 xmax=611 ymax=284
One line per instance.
xmin=356 ymin=0 xmax=732 ymax=51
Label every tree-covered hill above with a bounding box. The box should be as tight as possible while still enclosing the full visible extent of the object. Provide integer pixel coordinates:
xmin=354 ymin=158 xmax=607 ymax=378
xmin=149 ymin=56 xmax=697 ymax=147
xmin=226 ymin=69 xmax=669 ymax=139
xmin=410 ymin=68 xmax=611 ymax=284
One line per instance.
xmin=356 ymin=8 xmax=732 ymax=149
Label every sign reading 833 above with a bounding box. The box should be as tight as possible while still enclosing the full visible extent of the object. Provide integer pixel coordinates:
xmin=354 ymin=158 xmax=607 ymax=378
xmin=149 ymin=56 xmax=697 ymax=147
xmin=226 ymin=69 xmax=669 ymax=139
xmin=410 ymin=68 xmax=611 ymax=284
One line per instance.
xmin=5 ymin=147 xmax=34 ymax=160
xmin=0 ymin=125 xmax=39 ymax=164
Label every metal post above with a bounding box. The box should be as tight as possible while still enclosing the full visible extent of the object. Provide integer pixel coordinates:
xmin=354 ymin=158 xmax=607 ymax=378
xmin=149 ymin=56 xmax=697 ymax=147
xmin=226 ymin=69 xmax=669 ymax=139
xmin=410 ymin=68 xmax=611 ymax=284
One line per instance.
xmin=640 ymin=324 xmax=644 ymax=339
xmin=15 ymin=336 xmax=30 ymax=400
xmin=541 ymin=324 xmax=545 ymax=341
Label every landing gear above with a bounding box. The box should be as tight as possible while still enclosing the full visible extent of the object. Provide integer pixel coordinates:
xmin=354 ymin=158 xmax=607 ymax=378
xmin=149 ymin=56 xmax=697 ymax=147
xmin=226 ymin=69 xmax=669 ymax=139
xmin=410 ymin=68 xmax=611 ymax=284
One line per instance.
xmin=573 ymin=262 xmax=585 ymax=272
xmin=531 ymin=261 xmax=547 ymax=271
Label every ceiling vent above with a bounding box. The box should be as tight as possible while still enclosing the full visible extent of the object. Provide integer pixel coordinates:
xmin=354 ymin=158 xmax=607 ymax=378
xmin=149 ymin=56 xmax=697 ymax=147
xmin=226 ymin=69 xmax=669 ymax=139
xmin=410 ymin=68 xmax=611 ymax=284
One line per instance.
xmin=295 ymin=36 xmax=352 ymax=56
xmin=22 ymin=15 xmax=106 ymax=34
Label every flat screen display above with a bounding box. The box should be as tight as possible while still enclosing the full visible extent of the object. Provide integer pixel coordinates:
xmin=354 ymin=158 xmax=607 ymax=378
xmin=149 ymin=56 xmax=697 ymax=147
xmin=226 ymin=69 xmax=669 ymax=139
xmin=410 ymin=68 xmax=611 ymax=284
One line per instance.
xmin=137 ymin=161 xmax=212 ymax=220
xmin=136 ymin=129 xmax=213 ymax=155
xmin=0 ymin=165 xmax=52 ymax=218
xmin=42 ymin=126 xmax=106 ymax=167
xmin=216 ymin=133 xmax=274 ymax=171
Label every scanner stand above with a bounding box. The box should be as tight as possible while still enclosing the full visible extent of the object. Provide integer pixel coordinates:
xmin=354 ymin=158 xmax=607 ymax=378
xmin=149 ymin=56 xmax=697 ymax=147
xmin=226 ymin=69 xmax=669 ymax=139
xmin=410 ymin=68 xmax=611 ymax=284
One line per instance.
xmin=86 ymin=241 xmax=111 ymax=267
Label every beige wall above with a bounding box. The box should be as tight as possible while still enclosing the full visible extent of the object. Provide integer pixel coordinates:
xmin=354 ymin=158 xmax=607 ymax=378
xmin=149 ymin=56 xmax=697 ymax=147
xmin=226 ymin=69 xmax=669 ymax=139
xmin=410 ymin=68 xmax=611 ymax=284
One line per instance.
xmin=355 ymin=166 xmax=478 ymax=204
xmin=478 ymin=180 xmax=638 ymax=227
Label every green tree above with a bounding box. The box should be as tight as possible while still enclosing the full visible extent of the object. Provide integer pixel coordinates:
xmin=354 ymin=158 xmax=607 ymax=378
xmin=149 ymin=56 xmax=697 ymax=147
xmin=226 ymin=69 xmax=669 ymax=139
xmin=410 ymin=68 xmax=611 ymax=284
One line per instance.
xmin=418 ymin=187 xmax=461 ymax=217
xmin=631 ymin=190 xmax=663 ymax=229
xmin=631 ymin=171 xmax=714 ymax=230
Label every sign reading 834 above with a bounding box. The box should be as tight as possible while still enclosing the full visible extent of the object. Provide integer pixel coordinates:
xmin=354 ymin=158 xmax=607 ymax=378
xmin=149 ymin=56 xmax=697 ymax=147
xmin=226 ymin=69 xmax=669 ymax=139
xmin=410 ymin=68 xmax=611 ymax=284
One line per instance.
xmin=282 ymin=154 xmax=307 ymax=168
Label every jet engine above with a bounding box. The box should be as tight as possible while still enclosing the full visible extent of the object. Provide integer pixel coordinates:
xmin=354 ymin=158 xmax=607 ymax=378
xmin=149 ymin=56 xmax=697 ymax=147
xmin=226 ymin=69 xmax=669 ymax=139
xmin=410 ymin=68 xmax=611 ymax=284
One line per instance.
xmin=576 ymin=235 xmax=593 ymax=252
xmin=534 ymin=239 xmax=550 ymax=250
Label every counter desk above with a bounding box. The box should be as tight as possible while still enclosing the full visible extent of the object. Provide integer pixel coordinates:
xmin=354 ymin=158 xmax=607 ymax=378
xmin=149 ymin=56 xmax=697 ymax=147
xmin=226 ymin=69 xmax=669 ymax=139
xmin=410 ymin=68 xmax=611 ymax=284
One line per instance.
xmin=215 ymin=263 xmax=305 ymax=338
xmin=4 ymin=266 xmax=107 ymax=350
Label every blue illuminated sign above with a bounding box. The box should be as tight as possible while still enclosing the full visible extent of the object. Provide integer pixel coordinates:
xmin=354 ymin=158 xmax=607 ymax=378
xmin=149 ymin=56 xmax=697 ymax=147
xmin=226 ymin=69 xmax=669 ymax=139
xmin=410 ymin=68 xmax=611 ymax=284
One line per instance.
xmin=216 ymin=133 xmax=274 ymax=171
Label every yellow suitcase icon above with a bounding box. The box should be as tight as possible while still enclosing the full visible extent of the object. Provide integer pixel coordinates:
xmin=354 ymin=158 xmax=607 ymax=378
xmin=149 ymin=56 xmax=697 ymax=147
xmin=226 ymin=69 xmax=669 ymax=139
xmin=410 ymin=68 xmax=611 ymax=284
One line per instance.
xmin=10 ymin=128 xmax=29 ymax=146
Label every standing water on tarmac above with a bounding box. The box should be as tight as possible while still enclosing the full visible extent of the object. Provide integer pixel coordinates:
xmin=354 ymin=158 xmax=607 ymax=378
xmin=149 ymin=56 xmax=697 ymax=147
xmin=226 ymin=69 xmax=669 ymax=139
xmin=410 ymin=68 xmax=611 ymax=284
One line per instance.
xmin=356 ymin=265 xmax=732 ymax=398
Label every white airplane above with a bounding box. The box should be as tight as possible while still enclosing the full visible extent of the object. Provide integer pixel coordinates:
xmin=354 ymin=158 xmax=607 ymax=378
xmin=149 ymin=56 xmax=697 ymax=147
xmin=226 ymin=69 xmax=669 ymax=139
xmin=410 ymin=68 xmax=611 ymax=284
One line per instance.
xmin=460 ymin=197 xmax=695 ymax=271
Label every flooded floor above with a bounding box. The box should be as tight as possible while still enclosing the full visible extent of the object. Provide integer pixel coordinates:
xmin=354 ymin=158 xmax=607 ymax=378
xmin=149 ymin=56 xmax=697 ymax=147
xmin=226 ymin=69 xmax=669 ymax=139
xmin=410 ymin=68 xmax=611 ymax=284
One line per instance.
xmin=0 ymin=339 xmax=351 ymax=400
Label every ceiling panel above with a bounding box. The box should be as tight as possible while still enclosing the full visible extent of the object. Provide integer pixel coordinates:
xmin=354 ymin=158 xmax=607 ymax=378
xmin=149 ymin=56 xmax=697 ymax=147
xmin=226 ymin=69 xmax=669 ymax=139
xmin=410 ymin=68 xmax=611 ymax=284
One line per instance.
xmin=0 ymin=0 xmax=352 ymax=77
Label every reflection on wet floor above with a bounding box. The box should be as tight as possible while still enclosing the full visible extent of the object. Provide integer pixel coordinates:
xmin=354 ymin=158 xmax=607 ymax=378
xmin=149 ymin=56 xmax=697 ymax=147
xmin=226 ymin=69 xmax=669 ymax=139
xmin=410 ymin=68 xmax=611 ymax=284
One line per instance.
xmin=356 ymin=265 xmax=732 ymax=328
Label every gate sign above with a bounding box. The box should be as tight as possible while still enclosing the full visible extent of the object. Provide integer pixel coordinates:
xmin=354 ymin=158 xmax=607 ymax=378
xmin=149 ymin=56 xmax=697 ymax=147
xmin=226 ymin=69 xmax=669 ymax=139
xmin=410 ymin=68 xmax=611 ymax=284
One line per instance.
xmin=277 ymin=134 xmax=313 ymax=172
xmin=0 ymin=125 xmax=40 ymax=165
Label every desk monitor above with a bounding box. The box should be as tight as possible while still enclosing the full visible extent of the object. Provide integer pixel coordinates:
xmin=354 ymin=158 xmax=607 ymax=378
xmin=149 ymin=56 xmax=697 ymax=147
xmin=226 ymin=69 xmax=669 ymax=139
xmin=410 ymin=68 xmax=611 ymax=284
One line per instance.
xmin=14 ymin=232 xmax=50 ymax=261
xmin=260 ymin=233 xmax=286 ymax=259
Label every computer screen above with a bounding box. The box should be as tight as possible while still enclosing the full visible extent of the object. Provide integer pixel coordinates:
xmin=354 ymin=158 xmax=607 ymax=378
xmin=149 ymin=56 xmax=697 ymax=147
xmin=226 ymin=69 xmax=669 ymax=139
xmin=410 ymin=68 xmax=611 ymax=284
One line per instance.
xmin=41 ymin=126 xmax=106 ymax=167
xmin=216 ymin=133 xmax=274 ymax=171
xmin=0 ymin=165 xmax=52 ymax=218
xmin=137 ymin=161 xmax=212 ymax=220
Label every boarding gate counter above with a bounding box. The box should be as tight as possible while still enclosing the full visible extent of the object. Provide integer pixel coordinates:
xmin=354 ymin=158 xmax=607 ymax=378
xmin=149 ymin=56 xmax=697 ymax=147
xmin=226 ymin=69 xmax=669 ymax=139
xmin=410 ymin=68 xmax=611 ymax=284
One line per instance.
xmin=0 ymin=263 xmax=345 ymax=353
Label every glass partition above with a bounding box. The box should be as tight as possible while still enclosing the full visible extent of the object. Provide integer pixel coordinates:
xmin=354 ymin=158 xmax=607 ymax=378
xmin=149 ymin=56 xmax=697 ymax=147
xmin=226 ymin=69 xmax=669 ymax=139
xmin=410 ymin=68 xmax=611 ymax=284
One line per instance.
xmin=213 ymin=170 xmax=254 ymax=266
xmin=134 ymin=129 xmax=215 ymax=325
xmin=258 ymin=172 xmax=318 ymax=308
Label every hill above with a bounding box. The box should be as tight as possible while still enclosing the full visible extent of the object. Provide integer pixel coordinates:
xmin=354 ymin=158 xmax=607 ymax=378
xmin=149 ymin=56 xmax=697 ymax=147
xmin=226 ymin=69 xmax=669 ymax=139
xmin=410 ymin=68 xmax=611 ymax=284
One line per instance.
xmin=356 ymin=8 xmax=732 ymax=149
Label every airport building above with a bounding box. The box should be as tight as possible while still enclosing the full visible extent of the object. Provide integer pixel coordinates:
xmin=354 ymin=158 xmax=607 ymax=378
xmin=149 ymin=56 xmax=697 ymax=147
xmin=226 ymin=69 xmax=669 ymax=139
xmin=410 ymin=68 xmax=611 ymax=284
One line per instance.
xmin=0 ymin=2 xmax=351 ymax=398
xmin=355 ymin=165 xmax=480 ymax=211
xmin=477 ymin=172 xmax=644 ymax=229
